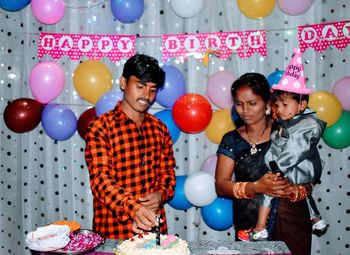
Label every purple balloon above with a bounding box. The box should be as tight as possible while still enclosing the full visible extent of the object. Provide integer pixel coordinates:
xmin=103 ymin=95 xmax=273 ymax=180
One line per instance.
xmin=42 ymin=104 xmax=77 ymax=141
xmin=29 ymin=61 xmax=65 ymax=104
xmin=95 ymin=90 xmax=124 ymax=116
xmin=207 ymin=71 xmax=235 ymax=109
xmin=111 ymin=0 xmax=144 ymax=23
xmin=156 ymin=65 xmax=186 ymax=108
xmin=200 ymin=155 xmax=217 ymax=176
xmin=276 ymin=0 xmax=314 ymax=16
xmin=332 ymin=76 xmax=350 ymax=111
xmin=31 ymin=0 xmax=65 ymax=25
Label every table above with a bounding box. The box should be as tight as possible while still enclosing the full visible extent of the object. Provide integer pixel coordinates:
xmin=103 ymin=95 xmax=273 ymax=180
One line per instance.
xmin=86 ymin=239 xmax=291 ymax=255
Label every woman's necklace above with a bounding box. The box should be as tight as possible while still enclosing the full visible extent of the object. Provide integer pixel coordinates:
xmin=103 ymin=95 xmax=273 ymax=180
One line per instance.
xmin=245 ymin=120 xmax=269 ymax=155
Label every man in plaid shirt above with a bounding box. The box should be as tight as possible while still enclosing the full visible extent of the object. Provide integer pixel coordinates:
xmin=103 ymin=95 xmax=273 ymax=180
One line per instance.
xmin=85 ymin=54 xmax=176 ymax=239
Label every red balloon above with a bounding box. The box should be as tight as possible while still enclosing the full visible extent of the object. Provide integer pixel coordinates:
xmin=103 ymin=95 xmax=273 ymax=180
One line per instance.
xmin=77 ymin=107 xmax=97 ymax=139
xmin=172 ymin=93 xmax=213 ymax=133
xmin=3 ymin=98 xmax=44 ymax=133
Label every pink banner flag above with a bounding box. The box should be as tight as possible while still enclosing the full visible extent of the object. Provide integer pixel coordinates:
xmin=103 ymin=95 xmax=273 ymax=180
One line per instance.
xmin=162 ymin=30 xmax=266 ymax=62
xmin=38 ymin=32 xmax=136 ymax=61
xmin=298 ymin=20 xmax=350 ymax=53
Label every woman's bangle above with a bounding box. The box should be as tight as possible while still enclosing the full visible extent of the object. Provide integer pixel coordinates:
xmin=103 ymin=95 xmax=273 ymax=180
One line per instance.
xmin=232 ymin=182 xmax=255 ymax=199
xmin=289 ymin=184 xmax=308 ymax=202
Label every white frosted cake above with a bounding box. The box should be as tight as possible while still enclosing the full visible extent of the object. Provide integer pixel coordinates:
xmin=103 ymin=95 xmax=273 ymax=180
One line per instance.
xmin=114 ymin=232 xmax=190 ymax=255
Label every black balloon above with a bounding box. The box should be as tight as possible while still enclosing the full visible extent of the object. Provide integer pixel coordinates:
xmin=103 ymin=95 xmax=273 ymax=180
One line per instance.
xmin=77 ymin=107 xmax=97 ymax=140
xmin=3 ymin=98 xmax=44 ymax=133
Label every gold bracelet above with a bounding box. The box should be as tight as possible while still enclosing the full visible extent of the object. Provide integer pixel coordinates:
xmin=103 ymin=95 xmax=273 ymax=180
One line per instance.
xmin=232 ymin=182 xmax=254 ymax=199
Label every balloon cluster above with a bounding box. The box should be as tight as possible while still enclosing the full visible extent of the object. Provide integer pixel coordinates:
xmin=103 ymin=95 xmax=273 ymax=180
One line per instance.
xmin=0 ymin=0 xmax=145 ymax=25
xmin=169 ymin=155 xmax=234 ymax=231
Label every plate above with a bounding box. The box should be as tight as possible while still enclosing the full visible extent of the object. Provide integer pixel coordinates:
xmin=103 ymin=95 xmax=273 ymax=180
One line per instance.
xmin=48 ymin=229 xmax=105 ymax=255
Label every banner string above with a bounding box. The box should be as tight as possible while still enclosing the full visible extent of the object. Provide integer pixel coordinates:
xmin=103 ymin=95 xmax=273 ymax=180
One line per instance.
xmin=63 ymin=0 xmax=109 ymax=9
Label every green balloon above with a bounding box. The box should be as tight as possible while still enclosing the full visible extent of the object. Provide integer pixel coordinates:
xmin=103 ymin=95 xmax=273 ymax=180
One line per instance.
xmin=322 ymin=111 xmax=350 ymax=149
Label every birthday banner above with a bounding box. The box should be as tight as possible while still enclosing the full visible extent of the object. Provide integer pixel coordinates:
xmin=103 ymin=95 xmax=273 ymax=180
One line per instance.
xmin=162 ymin=30 xmax=267 ymax=62
xmin=298 ymin=20 xmax=350 ymax=53
xmin=38 ymin=32 xmax=136 ymax=61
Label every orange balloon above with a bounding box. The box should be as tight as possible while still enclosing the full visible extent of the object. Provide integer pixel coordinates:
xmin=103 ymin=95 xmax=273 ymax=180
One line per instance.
xmin=73 ymin=60 xmax=112 ymax=104
xmin=237 ymin=0 xmax=275 ymax=19
xmin=309 ymin=91 xmax=342 ymax=127
xmin=205 ymin=109 xmax=236 ymax=144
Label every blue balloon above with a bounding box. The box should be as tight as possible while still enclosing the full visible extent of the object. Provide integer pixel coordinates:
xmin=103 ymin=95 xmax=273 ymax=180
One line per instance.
xmin=42 ymin=104 xmax=77 ymax=141
xmin=95 ymin=89 xmax=123 ymax=117
xmin=154 ymin=109 xmax=181 ymax=144
xmin=0 ymin=0 xmax=30 ymax=12
xmin=201 ymin=197 xmax=233 ymax=231
xmin=168 ymin=175 xmax=192 ymax=210
xmin=156 ymin=65 xmax=186 ymax=108
xmin=267 ymin=70 xmax=285 ymax=88
xmin=111 ymin=0 xmax=144 ymax=23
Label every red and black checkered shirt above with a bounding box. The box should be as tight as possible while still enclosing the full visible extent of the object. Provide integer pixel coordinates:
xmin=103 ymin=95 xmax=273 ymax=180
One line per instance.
xmin=85 ymin=102 xmax=176 ymax=240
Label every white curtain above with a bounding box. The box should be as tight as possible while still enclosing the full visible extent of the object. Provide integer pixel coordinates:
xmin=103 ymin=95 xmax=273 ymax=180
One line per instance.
xmin=0 ymin=1 xmax=349 ymax=254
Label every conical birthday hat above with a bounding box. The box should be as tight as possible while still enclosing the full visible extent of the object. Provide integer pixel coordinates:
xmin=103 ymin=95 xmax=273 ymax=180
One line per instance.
xmin=272 ymin=48 xmax=312 ymax=95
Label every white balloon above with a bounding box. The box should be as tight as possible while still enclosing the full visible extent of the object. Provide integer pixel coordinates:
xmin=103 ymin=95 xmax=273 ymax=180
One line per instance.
xmin=171 ymin=0 xmax=204 ymax=18
xmin=184 ymin=171 xmax=217 ymax=207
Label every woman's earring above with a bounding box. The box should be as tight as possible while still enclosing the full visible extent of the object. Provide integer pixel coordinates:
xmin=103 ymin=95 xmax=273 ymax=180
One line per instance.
xmin=265 ymin=106 xmax=271 ymax=115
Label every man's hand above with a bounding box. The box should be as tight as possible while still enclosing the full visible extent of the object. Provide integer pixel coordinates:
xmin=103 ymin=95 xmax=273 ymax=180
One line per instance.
xmin=131 ymin=205 xmax=164 ymax=234
xmin=138 ymin=191 xmax=162 ymax=213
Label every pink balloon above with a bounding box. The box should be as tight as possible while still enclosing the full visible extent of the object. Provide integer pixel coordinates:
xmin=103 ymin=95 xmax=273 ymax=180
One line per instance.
xmin=31 ymin=0 xmax=65 ymax=25
xmin=276 ymin=0 xmax=314 ymax=16
xmin=207 ymin=71 xmax=235 ymax=109
xmin=200 ymin=155 xmax=218 ymax=176
xmin=332 ymin=76 xmax=350 ymax=111
xmin=29 ymin=62 xmax=65 ymax=104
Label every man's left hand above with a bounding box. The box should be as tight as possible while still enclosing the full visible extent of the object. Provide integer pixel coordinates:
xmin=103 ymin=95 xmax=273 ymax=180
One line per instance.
xmin=138 ymin=191 xmax=162 ymax=213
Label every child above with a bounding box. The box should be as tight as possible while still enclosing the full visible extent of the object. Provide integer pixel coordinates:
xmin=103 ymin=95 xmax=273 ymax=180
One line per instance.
xmin=238 ymin=48 xmax=327 ymax=242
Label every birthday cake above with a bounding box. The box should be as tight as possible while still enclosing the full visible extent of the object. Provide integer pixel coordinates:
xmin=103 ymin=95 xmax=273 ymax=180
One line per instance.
xmin=114 ymin=232 xmax=190 ymax=255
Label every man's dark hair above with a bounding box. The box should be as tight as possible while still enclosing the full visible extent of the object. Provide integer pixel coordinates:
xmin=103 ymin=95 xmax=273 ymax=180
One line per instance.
xmin=122 ymin=54 xmax=165 ymax=90
xmin=231 ymin=72 xmax=271 ymax=103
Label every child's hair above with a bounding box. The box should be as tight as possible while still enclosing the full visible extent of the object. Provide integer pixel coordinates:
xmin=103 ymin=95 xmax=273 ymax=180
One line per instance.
xmin=122 ymin=54 xmax=165 ymax=90
xmin=272 ymin=90 xmax=309 ymax=104
xmin=231 ymin=72 xmax=270 ymax=103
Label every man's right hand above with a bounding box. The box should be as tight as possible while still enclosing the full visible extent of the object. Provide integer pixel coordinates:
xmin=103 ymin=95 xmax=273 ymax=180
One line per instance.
xmin=132 ymin=206 xmax=158 ymax=234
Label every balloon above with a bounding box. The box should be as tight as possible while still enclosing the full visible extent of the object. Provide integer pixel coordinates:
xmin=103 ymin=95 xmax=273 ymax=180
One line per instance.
xmin=237 ymin=0 xmax=275 ymax=19
xmin=73 ymin=60 xmax=112 ymax=104
xmin=172 ymin=93 xmax=212 ymax=134
xmin=3 ymin=98 xmax=44 ymax=133
xmin=207 ymin=71 xmax=235 ymax=109
xmin=276 ymin=0 xmax=314 ymax=16
xmin=0 ymin=0 xmax=30 ymax=11
xmin=184 ymin=171 xmax=217 ymax=207
xmin=322 ymin=111 xmax=350 ymax=149
xmin=111 ymin=0 xmax=144 ymax=23
xmin=77 ymin=107 xmax=97 ymax=140
xmin=205 ymin=109 xmax=235 ymax=144
xmin=154 ymin=109 xmax=181 ymax=144
xmin=95 ymin=90 xmax=123 ymax=116
xmin=29 ymin=61 xmax=65 ymax=104
xmin=168 ymin=175 xmax=193 ymax=210
xmin=42 ymin=104 xmax=77 ymax=141
xmin=200 ymin=155 xmax=218 ymax=177
xmin=332 ymin=76 xmax=350 ymax=111
xmin=156 ymin=65 xmax=186 ymax=108
xmin=201 ymin=197 xmax=233 ymax=231
xmin=171 ymin=0 xmax=204 ymax=18
xmin=267 ymin=70 xmax=285 ymax=88
xmin=31 ymin=0 xmax=65 ymax=25
xmin=309 ymin=91 xmax=342 ymax=127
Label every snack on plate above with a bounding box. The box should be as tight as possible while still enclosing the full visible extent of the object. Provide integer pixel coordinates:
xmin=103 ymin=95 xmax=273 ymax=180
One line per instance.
xmin=26 ymin=225 xmax=70 ymax=252
xmin=114 ymin=232 xmax=190 ymax=255
xmin=51 ymin=220 xmax=81 ymax=232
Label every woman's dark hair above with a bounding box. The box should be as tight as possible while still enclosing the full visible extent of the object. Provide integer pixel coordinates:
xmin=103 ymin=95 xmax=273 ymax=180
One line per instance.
xmin=122 ymin=54 xmax=165 ymax=90
xmin=231 ymin=72 xmax=271 ymax=103
xmin=272 ymin=90 xmax=309 ymax=104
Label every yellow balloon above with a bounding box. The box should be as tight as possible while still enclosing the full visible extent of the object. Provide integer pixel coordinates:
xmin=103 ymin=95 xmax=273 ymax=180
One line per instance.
xmin=73 ymin=60 xmax=112 ymax=104
xmin=309 ymin=91 xmax=342 ymax=127
xmin=205 ymin=109 xmax=236 ymax=144
xmin=237 ymin=0 xmax=275 ymax=19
